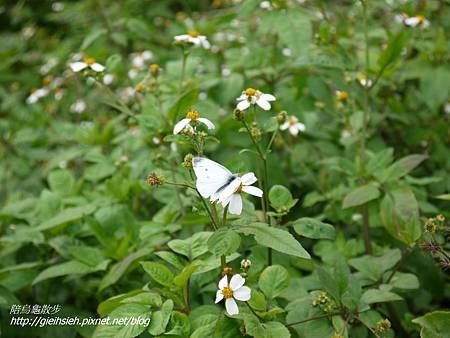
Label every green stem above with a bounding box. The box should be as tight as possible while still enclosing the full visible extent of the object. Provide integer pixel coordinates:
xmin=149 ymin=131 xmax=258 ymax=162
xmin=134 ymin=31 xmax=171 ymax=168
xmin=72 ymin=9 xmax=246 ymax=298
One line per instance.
xmin=286 ymin=311 xmax=344 ymax=327
xmin=362 ymin=204 xmax=372 ymax=255
xmin=180 ymin=49 xmax=189 ymax=91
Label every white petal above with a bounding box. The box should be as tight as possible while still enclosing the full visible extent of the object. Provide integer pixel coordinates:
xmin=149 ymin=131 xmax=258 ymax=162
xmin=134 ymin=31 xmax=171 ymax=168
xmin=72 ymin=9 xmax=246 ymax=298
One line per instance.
xmin=225 ymin=298 xmax=239 ymax=315
xmin=242 ymin=186 xmax=263 ymax=197
xmin=297 ymin=122 xmax=306 ymax=131
xmin=197 ymin=117 xmax=215 ymax=130
xmin=280 ymin=122 xmax=290 ymax=130
xmin=229 ymin=274 xmax=245 ymax=291
xmin=237 ymin=100 xmax=250 ymax=111
xmin=218 ymin=178 xmax=241 ymax=204
xmin=256 ymin=99 xmax=271 ymax=111
xmin=219 ymin=193 xmax=232 ymax=207
xmin=233 ymin=286 xmax=251 ymax=301
xmin=70 ymin=62 xmax=87 ymax=72
xmin=260 ymin=93 xmax=276 ymax=101
xmin=215 ymin=290 xmax=224 ymax=303
xmin=236 ymin=94 xmax=247 ymax=101
xmin=90 ymin=62 xmax=105 ymax=72
xmin=173 ymin=118 xmax=191 ymax=134
xmin=289 ymin=126 xmax=299 ymax=136
xmin=228 ymin=194 xmax=243 ymax=215
xmin=241 ymin=172 xmax=257 ymax=186
xmin=218 ymin=275 xmax=228 ymax=290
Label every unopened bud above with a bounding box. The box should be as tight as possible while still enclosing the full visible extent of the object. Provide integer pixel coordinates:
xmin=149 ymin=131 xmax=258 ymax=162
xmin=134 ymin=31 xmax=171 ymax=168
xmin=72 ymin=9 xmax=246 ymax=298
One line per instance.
xmin=276 ymin=111 xmax=287 ymax=124
xmin=424 ymin=219 xmax=437 ymax=233
xmin=251 ymin=126 xmax=262 ymax=141
xmin=436 ymin=214 xmax=445 ymax=223
xmin=375 ymin=319 xmax=391 ymax=333
xmin=183 ymin=153 xmax=193 ymax=168
xmin=222 ymin=266 xmax=233 ymax=276
xmin=240 ymin=259 xmax=251 ymax=270
xmin=233 ymin=109 xmax=244 ymax=121
xmin=149 ymin=63 xmax=160 ymax=75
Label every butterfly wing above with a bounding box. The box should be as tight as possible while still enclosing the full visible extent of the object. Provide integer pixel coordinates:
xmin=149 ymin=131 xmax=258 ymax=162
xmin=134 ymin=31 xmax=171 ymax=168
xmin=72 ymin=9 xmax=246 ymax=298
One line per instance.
xmin=192 ymin=157 xmax=233 ymax=198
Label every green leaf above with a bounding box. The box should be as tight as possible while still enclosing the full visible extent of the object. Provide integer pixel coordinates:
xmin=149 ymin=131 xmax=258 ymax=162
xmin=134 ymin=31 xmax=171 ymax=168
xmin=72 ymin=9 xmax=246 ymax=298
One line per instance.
xmin=238 ymin=223 xmax=310 ymax=259
xmin=377 ymin=31 xmax=411 ymax=70
xmin=141 ymin=262 xmax=174 ymax=287
xmin=48 ymin=169 xmax=75 ymax=196
xmin=167 ymin=89 xmax=200 ymax=122
xmin=361 ymin=289 xmax=402 ymax=304
xmin=382 ymin=154 xmax=428 ymax=182
xmin=0 ymin=285 xmax=21 ymax=309
xmin=98 ymin=248 xmax=151 ymax=291
xmin=105 ymin=54 xmax=122 ymax=71
xmin=412 ymin=311 xmax=450 ymax=338
xmin=37 ymin=204 xmax=96 ymax=231
xmin=166 ymin=311 xmax=190 ymax=336
xmin=342 ymin=183 xmax=380 ymax=208
xmin=126 ymin=18 xmax=150 ymax=40
xmin=93 ymin=303 xmax=151 ymax=338
xmin=148 ymin=299 xmax=173 ymax=336
xmin=268 ymin=185 xmax=298 ymax=213
xmin=33 ymin=260 xmax=108 ymax=285
xmin=213 ymin=315 xmax=242 ymax=338
xmin=173 ymin=262 xmax=200 ymax=288
xmin=380 ymin=185 xmax=422 ymax=244
xmin=168 ymin=232 xmax=212 ymax=260
xmin=389 ymin=272 xmax=419 ymax=290
xmin=421 ymin=67 xmax=450 ymax=111
xmin=264 ymin=321 xmax=291 ymax=338
xmin=81 ymin=28 xmax=107 ymax=50
xmin=316 ymin=266 xmax=339 ymax=302
xmin=207 ymin=229 xmax=241 ymax=256
xmin=97 ymin=290 xmax=144 ymax=317
xmin=334 ymin=256 xmax=350 ymax=298
xmin=259 ymin=265 xmax=290 ymax=299
xmin=292 ymin=218 xmax=335 ymax=240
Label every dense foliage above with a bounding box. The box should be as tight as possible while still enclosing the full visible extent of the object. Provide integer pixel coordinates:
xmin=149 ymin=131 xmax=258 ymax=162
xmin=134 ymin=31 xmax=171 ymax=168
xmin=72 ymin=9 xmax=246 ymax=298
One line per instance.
xmin=1 ymin=0 xmax=449 ymax=337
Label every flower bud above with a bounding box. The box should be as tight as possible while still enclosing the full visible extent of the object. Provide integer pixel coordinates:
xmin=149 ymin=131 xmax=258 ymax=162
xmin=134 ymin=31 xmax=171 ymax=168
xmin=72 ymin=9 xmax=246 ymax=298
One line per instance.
xmin=436 ymin=214 xmax=445 ymax=223
xmin=240 ymin=259 xmax=251 ymax=270
xmin=424 ymin=218 xmax=437 ymax=233
xmin=222 ymin=266 xmax=233 ymax=276
xmin=147 ymin=173 xmax=165 ymax=186
xmin=149 ymin=63 xmax=160 ymax=75
xmin=183 ymin=153 xmax=193 ymax=168
xmin=233 ymin=109 xmax=244 ymax=121
xmin=276 ymin=111 xmax=287 ymax=124
xmin=375 ymin=319 xmax=391 ymax=333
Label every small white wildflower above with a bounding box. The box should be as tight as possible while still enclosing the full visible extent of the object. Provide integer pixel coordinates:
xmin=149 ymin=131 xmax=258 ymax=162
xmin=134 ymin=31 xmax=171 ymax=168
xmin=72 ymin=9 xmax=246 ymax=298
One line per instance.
xmin=236 ymin=88 xmax=276 ymax=111
xmin=103 ymin=74 xmax=115 ymax=85
xmin=70 ymin=99 xmax=86 ymax=113
xmin=52 ymin=2 xmax=64 ymax=12
xmin=221 ymin=68 xmax=231 ymax=77
xmin=131 ymin=51 xmax=153 ymax=69
xmin=260 ymin=1 xmax=272 ymax=10
xmin=211 ymin=172 xmax=263 ymax=215
xmin=215 ymin=274 xmax=251 ymax=315
xmin=199 ymin=92 xmax=207 ymax=101
xmin=173 ymin=110 xmax=214 ymax=135
xmin=444 ymin=101 xmax=450 ymax=115
xmin=280 ymin=115 xmax=306 ymax=136
xmin=70 ymin=57 xmax=105 ymax=73
xmin=26 ymin=88 xmax=49 ymax=104
xmin=282 ymin=48 xmax=292 ymax=57
xmin=174 ymin=31 xmax=210 ymax=49
xmin=403 ymin=15 xmax=429 ymax=28
xmin=357 ymin=75 xmax=372 ymax=88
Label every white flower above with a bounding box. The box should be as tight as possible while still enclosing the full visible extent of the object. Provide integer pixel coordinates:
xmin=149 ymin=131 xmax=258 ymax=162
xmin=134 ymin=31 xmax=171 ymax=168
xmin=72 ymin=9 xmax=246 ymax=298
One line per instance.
xmin=215 ymin=274 xmax=251 ymax=315
xmin=211 ymin=172 xmax=263 ymax=215
xmin=173 ymin=110 xmax=215 ymax=135
xmin=403 ymin=15 xmax=429 ymax=28
xmin=260 ymin=1 xmax=272 ymax=10
xmin=70 ymin=58 xmax=105 ymax=73
xmin=103 ymin=74 xmax=115 ymax=85
xmin=26 ymin=88 xmax=49 ymax=104
xmin=357 ymin=75 xmax=372 ymax=88
xmin=280 ymin=116 xmax=306 ymax=136
xmin=236 ymin=88 xmax=276 ymax=111
xmin=174 ymin=31 xmax=210 ymax=49
xmin=70 ymin=99 xmax=86 ymax=113
xmin=131 ymin=51 xmax=153 ymax=69
xmin=445 ymin=101 xmax=450 ymax=115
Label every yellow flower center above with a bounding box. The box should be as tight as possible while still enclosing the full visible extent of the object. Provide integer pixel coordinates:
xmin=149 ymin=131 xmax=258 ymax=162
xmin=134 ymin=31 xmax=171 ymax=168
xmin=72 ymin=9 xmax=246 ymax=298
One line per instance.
xmin=235 ymin=183 xmax=243 ymax=193
xmin=222 ymin=286 xmax=233 ymax=299
xmin=188 ymin=31 xmax=200 ymax=38
xmin=416 ymin=15 xmax=425 ymax=23
xmin=84 ymin=57 xmax=96 ymax=65
xmin=245 ymin=88 xmax=257 ymax=96
xmin=42 ymin=76 xmax=52 ymax=86
xmin=337 ymin=91 xmax=349 ymax=101
xmin=288 ymin=118 xmax=297 ymax=126
xmin=186 ymin=110 xmax=200 ymax=120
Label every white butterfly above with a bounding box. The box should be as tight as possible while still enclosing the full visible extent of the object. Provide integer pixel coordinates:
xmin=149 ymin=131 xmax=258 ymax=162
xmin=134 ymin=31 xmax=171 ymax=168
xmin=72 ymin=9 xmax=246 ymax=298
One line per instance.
xmin=192 ymin=157 xmax=263 ymax=215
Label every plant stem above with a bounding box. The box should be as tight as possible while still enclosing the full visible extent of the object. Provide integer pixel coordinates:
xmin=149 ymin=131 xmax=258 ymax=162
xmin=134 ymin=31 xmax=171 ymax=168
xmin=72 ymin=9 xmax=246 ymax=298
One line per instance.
xmin=180 ymin=49 xmax=189 ymax=91
xmin=386 ymin=246 xmax=414 ymax=283
xmin=362 ymin=203 xmax=372 ymax=254
xmin=220 ymin=206 xmax=229 ymax=269
xmin=246 ymin=302 xmax=263 ymax=319
xmin=242 ymin=118 xmax=273 ymax=265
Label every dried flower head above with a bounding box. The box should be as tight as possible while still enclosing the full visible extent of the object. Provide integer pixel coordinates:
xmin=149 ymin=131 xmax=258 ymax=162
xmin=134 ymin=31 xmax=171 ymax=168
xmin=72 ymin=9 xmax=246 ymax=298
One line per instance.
xmin=183 ymin=153 xmax=193 ymax=168
xmin=375 ymin=319 xmax=391 ymax=333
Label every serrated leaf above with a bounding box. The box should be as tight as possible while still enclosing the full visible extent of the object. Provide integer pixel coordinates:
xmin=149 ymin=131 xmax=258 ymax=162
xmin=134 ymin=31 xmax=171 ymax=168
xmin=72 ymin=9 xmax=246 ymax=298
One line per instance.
xmin=259 ymin=265 xmax=290 ymax=299
xmin=292 ymin=218 xmax=335 ymax=240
